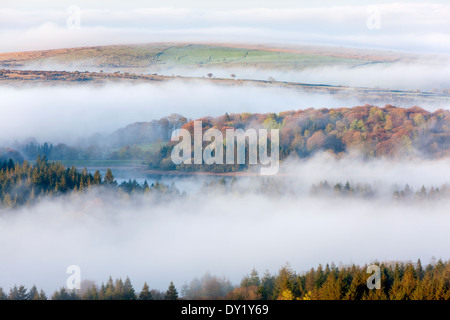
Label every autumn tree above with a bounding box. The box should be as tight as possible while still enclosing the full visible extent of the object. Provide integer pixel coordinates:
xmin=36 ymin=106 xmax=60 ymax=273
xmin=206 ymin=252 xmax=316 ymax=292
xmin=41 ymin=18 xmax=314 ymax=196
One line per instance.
xmin=104 ymin=168 xmax=115 ymax=184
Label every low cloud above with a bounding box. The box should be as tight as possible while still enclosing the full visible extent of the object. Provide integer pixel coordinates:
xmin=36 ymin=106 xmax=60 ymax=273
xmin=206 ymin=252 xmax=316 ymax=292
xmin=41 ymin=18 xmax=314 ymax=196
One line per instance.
xmin=0 ymin=81 xmax=360 ymax=145
xmin=1 ymin=76 xmax=448 ymax=147
xmin=152 ymin=58 xmax=450 ymax=92
xmin=0 ymin=155 xmax=449 ymax=294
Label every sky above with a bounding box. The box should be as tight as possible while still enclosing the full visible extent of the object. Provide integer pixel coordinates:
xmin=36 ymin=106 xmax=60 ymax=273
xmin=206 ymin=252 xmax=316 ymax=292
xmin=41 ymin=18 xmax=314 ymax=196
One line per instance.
xmin=1 ymin=1 xmax=450 ymax=54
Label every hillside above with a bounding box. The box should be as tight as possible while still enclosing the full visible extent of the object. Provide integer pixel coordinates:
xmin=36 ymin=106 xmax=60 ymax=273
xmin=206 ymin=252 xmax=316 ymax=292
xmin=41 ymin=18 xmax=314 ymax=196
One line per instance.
xmin=11 ymin=105 xmax=450 ymax=172
xmin=0 ymin=43 xmax=405 ymax=73
xmin=1 ymin=69 xmax=449 ymax=109
xmin=0 ymin=148 xmax=24 ymax=164
xmin=143 ymin=105 xmax=450 ymax=172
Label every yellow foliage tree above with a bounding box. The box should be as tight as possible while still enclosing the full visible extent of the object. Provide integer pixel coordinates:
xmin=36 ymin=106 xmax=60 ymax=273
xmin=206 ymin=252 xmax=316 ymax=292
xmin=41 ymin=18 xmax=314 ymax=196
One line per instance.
xmin=278 ymin=289 xmax=295 ymax=300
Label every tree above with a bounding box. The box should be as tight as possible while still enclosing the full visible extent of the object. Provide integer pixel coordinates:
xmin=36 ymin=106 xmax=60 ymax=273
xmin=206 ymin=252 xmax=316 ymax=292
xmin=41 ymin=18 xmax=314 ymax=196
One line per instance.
xmin=123 ymin=277 xmax=136 ymax=300
xmin=273 ymin=264 xmax=296 ymax=300
xmin=226 ymin=286 xmax=261 ymax=300
xmin=103 ymin=276 xmax=115 ymax=300
xmin=7 ymin=158 xmax=15 ymax=170
xmin=416 ymin=259 xmax=424 ymax=280
xmin=98 ymin=283 xmax=107 ymax=300
xmin=83 ymin=285 xmax=99 ymax=300
xmin=199 ymin=273 xmax=233 ymax=299
xmin=93 ymin=170 xmax=102 ymax=185
xmin=319 ymin=274 xmax=343 ymax=300
xmin=143 ymin=180 xmax=150 ymax=192
xmin=306 ymin=131 xmax=326 ymax=152
xmin=315 ymin=264 xmax=326 ymax=289
xmin=413 ymin=114 xmax=425 ymax=128
xmin=51 ymin=287 xmax=80 ymax=300
xmin=412 ymin=273 xmax=436 ymax=300
xmin=114 ymin=278 xmax=124 ymax=299
xmin=139 ymin=282 xmax=153 ymax=300
xmin=28 ymin=285 xmax=39 ymax=300
xmin=399 ymin=264 xmax=417 ymax=299
xmin=258 ymin=271 xmax=275 ymax=300
xmin=278 ymin=289 xmax=295 ymax=300
xmin=150 ymin=289 xmax=165 ymax=300
xmin=241 ymin=268 xmax=260 ymax=288
xmin=104 ymin=168 xmax=115 ymax=184
xmin=344 ymin=181 xmax=351 ymax=193
xmin=345 ymin=269 xmax=367 ymax=300
xmin=9 ymin=285 xmax=28 ymax=300
xmin=0 ymin=288 xmax=8 ymax=300
xmin=2 ymin=193 xmax=13 ymax=208
xmin=384 ymin=115 xmax=393 ymax=131
xmin=37 ymin=289 xmax=47 ymax=300
xmin=165 ymin=281 xmax=178 ymax=300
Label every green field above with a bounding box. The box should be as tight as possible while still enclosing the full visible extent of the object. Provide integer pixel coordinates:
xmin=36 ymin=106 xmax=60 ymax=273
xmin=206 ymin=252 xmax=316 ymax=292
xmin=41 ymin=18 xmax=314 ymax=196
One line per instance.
xmin=153 ymin=44 xmax=367 ymax=67
xmin=22 ymin=43 xmax=375 ymax=71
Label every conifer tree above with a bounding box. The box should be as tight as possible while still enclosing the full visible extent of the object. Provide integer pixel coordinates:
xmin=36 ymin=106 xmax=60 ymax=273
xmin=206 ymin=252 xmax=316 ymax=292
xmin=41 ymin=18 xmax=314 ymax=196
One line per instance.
xmin=28 ymin=285 xmax=39 ymax=300
xmin=416 ymin=259 xmax=424 ymax=280
xmin=93 ymin=170 xmax=102 ymax=185
xmin=165 ymin=281 xmax=178 ymax=300
xmin=83 ymin=285 xmax=99 ymax=300
xmin=258 ymin=271 xmax=275 ymax=300
xmin=114 ymin=278 xmax=124 ymax=299
xmin=0 ymin=287 xmax=7 ymax=300
xmin=273 ymin=264 xmax=296 ymax=300
xmin=103 ymin=276 xmax=115 ymax=300
xmin=9 ymin=285 xmax=28 ymax=300
xmin=123 ymin=277 xmax=136 ymax=300
xmin=104 ymin=168 xmax=115 ymax=184
xmin=139 ymin=282 xmax=153 ymax=300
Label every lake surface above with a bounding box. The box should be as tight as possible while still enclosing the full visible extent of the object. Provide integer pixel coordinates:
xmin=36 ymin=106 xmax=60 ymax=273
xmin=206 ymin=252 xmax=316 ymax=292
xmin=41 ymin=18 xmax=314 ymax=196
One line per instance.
xmin=56 ymin=159 xmax=232 ymax=194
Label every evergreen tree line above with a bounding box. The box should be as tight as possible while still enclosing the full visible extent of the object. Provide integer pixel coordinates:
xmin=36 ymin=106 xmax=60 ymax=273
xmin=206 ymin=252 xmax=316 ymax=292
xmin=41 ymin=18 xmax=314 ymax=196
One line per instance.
xmin=311 ymin=180 xmax=450 ymax=201
xmin=393 ymin=184 xmax=450 ymax=201
xmin=20 ymin=141 xmax=156 ymax=161
xmin=1 ymin=260 xmax=448 ymax=300
xmin=230 ymin=259 xmax=450 ymax=300
xmin=199 ymin=176 xmax=450 ymax=201
xmin=202 ymin=259 xmax=450 ymax=300
xmin=0 ymin=278 xmax=179 ymax=301
xmin=2 ymin=157 xmax=448 ymax=208
xmin=0 ymin=157 xmax=179 ymax=208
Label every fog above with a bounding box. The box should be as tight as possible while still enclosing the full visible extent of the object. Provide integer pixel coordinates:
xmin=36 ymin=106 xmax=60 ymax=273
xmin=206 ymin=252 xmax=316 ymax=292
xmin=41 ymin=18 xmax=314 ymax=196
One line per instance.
xmin=281 ymin=152 xmax=450 ymax=192
xmin=2 ymin=0 xmax=450 ymax=300
xmin=2 ymin=73 xmax=449 ymax=147
xmin=15 ymin=47 xmax=450 ymax=92
xmin=0 ymin=81 xmax=360 ymax=145
xmin=151 ymin=59 xmax=450 ymax=92
xmin=0 ymin=154 xmax=449 ymax=295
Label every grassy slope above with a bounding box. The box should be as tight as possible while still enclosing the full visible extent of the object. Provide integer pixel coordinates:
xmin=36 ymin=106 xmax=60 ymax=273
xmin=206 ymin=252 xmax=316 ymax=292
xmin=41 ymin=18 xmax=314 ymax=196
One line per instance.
xmin=0 ymin=43 xmax=382 ymax=71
